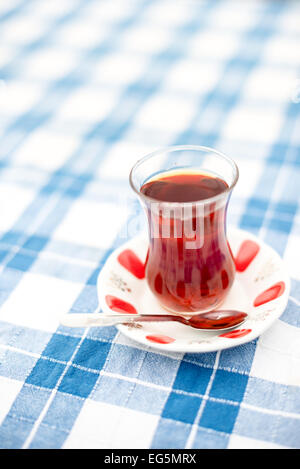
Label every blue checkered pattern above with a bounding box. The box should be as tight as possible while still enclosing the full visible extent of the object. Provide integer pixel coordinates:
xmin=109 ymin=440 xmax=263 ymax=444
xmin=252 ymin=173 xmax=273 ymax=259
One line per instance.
xmin=0 ymin=0 xmax=299 ymax=449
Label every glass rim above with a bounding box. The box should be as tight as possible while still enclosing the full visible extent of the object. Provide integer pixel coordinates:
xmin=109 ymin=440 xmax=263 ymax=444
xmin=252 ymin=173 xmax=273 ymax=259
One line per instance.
xmin=129 ymin=144 xmax=239 ymax=206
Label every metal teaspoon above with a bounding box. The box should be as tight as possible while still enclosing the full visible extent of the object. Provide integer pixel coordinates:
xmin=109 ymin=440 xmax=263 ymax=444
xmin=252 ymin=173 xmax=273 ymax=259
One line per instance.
xmin=60 ymin=310 xmax=248 ymax=331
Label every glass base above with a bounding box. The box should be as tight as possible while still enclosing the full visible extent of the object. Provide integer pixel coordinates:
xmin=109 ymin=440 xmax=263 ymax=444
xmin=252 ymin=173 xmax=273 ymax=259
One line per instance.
xmin=158 ymin=296 xmax=227 ymax=317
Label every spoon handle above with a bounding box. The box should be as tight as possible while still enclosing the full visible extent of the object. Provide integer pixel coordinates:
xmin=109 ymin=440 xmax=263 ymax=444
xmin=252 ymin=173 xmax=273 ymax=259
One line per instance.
xmin=60 ymin=313 xmax=182 ymax=328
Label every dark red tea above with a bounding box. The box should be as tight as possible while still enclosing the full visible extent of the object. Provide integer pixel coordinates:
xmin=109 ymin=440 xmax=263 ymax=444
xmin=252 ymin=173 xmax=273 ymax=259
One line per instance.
xmin=141 ymin=172 xmax=228 ymax=203
xmin=140 ymin=171 xmax=236 ymax=313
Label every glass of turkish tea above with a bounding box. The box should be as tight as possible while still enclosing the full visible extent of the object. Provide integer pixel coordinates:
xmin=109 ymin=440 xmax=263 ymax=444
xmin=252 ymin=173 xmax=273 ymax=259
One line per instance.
xmin=129 ymin=145 xmax=239 ymax=314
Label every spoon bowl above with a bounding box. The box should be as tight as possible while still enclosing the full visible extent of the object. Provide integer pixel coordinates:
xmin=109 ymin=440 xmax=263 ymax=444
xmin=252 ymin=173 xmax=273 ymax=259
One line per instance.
xmin=60 ymin=310 xmax=248 ymax=331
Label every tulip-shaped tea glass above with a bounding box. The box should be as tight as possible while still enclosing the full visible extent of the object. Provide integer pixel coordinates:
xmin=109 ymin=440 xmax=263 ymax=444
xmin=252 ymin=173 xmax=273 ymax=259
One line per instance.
xmin=129 ymin=145 xmax=239 ymax=314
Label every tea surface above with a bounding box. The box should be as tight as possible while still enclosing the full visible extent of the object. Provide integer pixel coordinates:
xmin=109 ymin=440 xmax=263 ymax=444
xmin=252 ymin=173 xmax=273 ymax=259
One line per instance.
xmin=140 ymin=171 xmax=228 ymax=203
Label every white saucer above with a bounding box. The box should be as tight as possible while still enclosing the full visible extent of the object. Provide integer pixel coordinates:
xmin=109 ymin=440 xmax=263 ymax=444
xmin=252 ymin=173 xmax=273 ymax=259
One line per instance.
xmin=97 ymin=227 xmax=290 ymax=353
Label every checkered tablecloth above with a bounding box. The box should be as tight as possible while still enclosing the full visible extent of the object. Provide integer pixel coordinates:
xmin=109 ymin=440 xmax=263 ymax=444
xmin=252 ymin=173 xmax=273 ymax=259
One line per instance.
xmin=0 ymin=0 xmax=299 ymax=450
